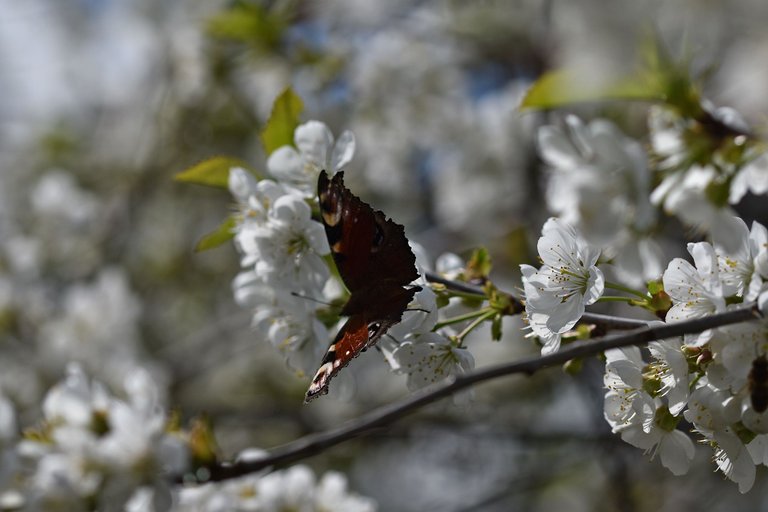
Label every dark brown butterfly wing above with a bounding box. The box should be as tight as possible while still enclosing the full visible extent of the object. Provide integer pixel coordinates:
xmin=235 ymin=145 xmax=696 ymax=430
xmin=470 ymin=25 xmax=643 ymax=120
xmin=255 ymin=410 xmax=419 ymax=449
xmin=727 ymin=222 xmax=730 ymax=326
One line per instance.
xmin=317 ymin=170 xmax=419 ymax=296
xmin=750 ymin=355 xmax=768 ymax=413
xmin=305 ymin=313 xmax=369 ymax=402
xmin=305 ymin=170 xmax=421 ymax=402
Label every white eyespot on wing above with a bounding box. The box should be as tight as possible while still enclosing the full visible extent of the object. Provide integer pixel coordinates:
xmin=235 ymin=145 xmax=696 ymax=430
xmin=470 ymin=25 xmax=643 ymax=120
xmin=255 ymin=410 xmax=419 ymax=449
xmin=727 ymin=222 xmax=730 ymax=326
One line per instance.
xmin=305 ymin=362 xmax=335 ymax=402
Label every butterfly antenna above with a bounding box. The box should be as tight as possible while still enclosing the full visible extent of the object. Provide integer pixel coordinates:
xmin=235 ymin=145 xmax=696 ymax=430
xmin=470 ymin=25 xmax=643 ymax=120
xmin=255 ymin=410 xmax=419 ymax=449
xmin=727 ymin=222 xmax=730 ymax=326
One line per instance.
xmin=290 ymin=291 xmax=334 ymax=307
xmin=374 ymin=334 xmax=401 ymax=353
xmin=385 ymin=333 xmax=401 ymax=345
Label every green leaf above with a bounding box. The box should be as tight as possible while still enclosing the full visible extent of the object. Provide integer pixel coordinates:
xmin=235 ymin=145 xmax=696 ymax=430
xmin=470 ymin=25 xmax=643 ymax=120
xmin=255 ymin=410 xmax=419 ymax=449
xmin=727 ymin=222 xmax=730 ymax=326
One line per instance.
xmin=260 ymin=87 xmax=304 ymax=155
xmin=189 ymin=413 xmax=220 ymax=466
xmin=195 ymin=216 xmax=237 ymax=252
xmin=206 ymin=2 xmax=284 ymax=52
xmin=521 ymin=69 xmax=667 ymax=110
xmin=521 ymin=35 xmax=701 ymax=112
xmin=466 ymin=247 xmax=492 ymax=280
xmin=563 ymin=357 xmax=584 ymax=375
xmin=646 ymin=279 xmax=664 ymax=295
xmin=175 ymin=156 xmax=255 ymax=189
xmin=491 ymin=314 xmax=502 ymax=341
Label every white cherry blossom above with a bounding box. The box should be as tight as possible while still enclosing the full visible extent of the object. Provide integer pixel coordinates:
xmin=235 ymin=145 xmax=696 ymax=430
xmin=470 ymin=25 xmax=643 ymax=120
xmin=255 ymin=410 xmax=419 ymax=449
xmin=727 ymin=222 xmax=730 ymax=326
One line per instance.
xmin=392 ymin=333 xmax=474 ymax=391
xmin=647 ymin=103 xmax=762 ymax=246
xmin=521 ymin=218 xmax=604 ymax=353
xmin=233 ymin=272 xmax=329 ymax=376
xmin=683 ymin=383 xmax=741 ymax=433
xmin=651 ymin=164 xmax=740 ymax=248
xmin=759 ymin=290 xmax=768 ymax=317
xmin=712 ymin=217 xmax=767 ymax=300
xmin=647 ymin=105 xmax=686 ymax=171
xmin=648 ymin=339 xmax=690 ymax=416
xmin=249 ymin=194 xmax=330 ymax=290
xmin=386 ymin=283 xmax=438 ymax=342
xmin=538 ymin=115 xmax=655 ymax=245
xmin=663 ymin=242 xmax=726 ymax=345
xmin=229 ymin=171 xmax=290 ymax=235
xmin=267 ymin=120 xmax=356 ymax=197
xmin=603 ymin=346 xmax=695 ymax=476
xmin=18 ymin=364 xmax=187 ymax=512
xmin=730 ymin=151 xmax=768 ymax=204
xmin=228 ymin=166 xmax=261 ymax=203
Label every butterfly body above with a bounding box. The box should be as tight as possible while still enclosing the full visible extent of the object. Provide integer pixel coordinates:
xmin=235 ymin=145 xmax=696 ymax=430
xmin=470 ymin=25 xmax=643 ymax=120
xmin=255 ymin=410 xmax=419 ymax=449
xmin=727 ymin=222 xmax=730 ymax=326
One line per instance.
xmin=305 ymin=171 xmax=421 ymax=402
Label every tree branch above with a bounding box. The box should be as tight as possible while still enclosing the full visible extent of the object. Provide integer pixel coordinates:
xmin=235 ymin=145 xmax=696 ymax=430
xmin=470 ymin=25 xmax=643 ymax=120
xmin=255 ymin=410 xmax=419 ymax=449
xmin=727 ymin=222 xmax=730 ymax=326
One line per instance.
xmin=188 ymin=304 xmax=762 ymax=483
xmin=579 ymin=312 xmax=651 ymax=329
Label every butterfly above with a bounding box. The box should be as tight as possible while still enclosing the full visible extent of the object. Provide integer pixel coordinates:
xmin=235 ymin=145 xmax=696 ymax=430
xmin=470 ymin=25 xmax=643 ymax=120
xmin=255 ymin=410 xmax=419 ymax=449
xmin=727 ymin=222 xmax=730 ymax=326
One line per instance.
xmin=305 ymin=170 xmax=422 ymax=402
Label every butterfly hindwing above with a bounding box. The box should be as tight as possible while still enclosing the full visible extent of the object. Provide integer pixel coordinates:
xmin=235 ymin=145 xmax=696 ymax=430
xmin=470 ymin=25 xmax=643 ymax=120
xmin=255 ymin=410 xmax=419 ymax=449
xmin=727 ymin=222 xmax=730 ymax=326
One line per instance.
xmin=305 ymin=313 xmax=369 ymax=402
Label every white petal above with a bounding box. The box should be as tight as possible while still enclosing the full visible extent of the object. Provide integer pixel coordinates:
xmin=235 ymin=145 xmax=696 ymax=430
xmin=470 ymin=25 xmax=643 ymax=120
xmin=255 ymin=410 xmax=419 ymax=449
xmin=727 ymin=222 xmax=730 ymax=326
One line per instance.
xmin=620 ymin=423 xmax=660 ymax=450
xmin=662 ymin=258 xmax=699 ymax=303
xmin=747 ymin=435 xmax=768 ymax=466
xmin=730 ymin=166 xmax=750 ymax=204
xmin=538 ymin=218 xmax=580 ymax=269
xmin=605 ymin=345 xmax=643 ymax=366
xmin=331 ymin=130 xmax=356 ymax=171
xmin=715 ymin=432 xmax=756 ymax=493
xmin=659 ymin=430 xmax=695 ymax=476
xmin=759 ymin=290 xmax=768 ymax=317
xmin=436 ymin=253 xmax=464 ymax=275
xmin=271 ymin=195 xmax=311 ymax=224
xmin=267 ymin=146 xmax=303 ymax=181
xmin=295 ymin=120 xmax=333 ymax=168
xmin=544 ymin=293 xmax=584 ymax=333
xmin=228 ymin=167 xmax=258 ymax=201
xmin=537 ymin=125 xmax=581 ymax=168
xmin=688 ymin=242 xmax=719 ymax=288
xmin=607 ymin=359 xmax=644 ymax=390
xmin=539 ymin=330 xmax=562 ymax=355
xmin=584 ymin=267 xmax=605 ymax=305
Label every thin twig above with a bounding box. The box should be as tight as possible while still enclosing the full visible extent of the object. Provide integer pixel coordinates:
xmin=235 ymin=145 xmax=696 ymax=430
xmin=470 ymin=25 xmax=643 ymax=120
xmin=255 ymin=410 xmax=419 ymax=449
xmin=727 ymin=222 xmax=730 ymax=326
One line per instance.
xmin=425 ymin=271 xmax=650 ymax=329
xmin=424 ymin=271 xmax=487 ymax=296
xmin=580 ymin=312 xmax=651 ymax=329
xmin=188 ymin=304 xmax=762 ymax=483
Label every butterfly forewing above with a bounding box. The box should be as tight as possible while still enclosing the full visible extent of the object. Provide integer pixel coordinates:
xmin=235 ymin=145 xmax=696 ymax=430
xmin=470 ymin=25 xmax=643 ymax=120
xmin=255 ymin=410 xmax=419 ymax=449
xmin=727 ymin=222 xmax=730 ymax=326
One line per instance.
xmin=318 ymin=171 xmax=419 ymax=293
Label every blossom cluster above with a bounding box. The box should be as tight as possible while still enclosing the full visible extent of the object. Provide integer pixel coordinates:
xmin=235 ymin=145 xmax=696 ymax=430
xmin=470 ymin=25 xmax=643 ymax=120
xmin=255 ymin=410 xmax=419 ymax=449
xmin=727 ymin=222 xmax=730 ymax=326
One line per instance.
xmin=172 ymin=463 xmax=376 ymax=512
xmin=0 ymin=364 xmax=186 ymax=511
xmin=522 ymin=213 xmax=768 ymax=492
xmin=537 ymin=105 xmax=768 ymax=289
xmin=528 ymin=104 xmax=768 ymax=491
xmin=648 ymin=103 xmax=768 ymax=245
xmin=537 ymin=115 xmax=661 ymax=287
xmin=229 ymin=121 xmax=470 ymax=393
xmin=0 ymin=364 xmax=380 ymax=511
xmin=605 ymin=218 xmax=768 ymax=492
xmin=229 ymin=121 xmax=353 ymax=376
